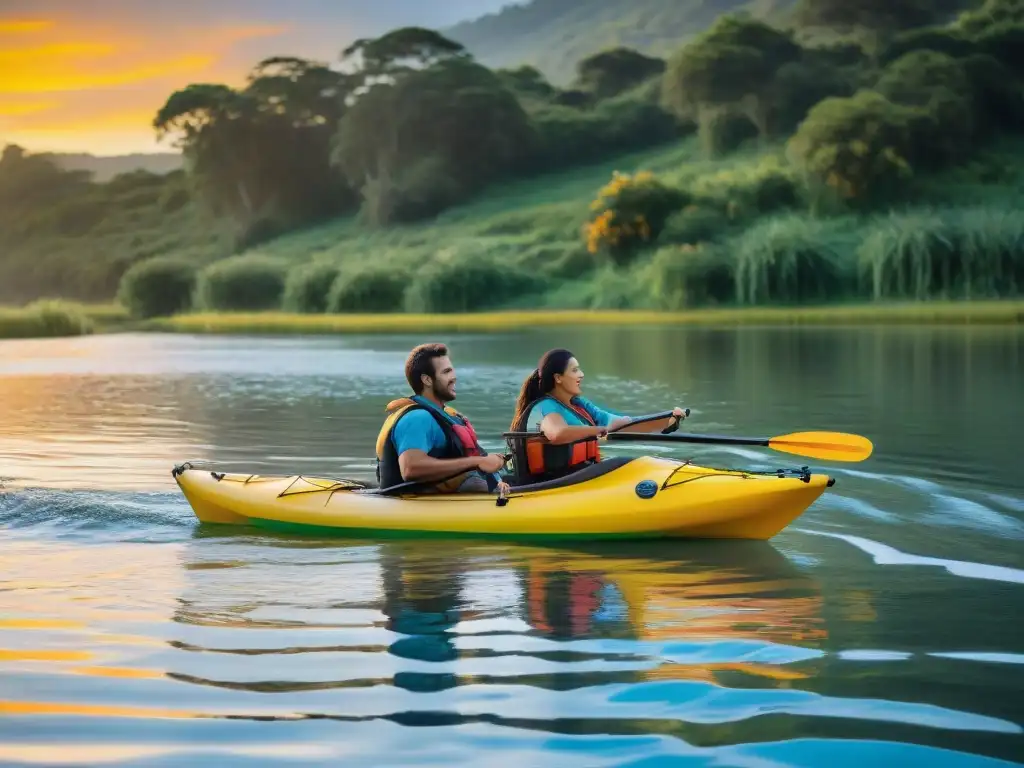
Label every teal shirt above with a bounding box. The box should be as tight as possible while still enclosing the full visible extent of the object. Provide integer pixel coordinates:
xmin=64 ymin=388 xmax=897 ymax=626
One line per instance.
xmin=391 ymin=396 xmax=500 ymax=486
xmin=527 ymin=396 xmax=624 ymax=431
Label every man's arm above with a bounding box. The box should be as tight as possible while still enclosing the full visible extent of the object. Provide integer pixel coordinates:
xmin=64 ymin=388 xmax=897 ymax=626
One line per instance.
xmin=392 ymin=410 xmax=496 ymax=482
xmin=399 ymin=450 xmax=485 ymax=482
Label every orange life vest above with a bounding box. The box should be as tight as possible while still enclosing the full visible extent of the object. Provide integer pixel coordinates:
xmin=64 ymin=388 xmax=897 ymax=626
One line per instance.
xmin=375 ymin=396 xmax=486 ymax=491
xmin=511 ymin=396 xmax=601 ymax=483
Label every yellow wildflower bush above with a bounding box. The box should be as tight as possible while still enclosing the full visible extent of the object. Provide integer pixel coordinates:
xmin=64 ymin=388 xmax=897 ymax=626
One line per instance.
xmin=583 ymin=170 xmax=688 ymax=266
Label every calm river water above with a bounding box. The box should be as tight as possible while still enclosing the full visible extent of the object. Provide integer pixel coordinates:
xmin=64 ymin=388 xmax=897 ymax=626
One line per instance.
xmin=1 ymin=326 xmax=1023 ymax=767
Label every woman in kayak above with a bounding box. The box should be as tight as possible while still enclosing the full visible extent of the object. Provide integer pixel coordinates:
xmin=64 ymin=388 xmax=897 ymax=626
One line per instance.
xmin=507 ymin=348 xmax=686 ymax=483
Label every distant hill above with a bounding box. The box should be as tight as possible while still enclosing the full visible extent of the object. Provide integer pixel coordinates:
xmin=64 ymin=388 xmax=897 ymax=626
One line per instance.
xmin=446 ymin=0 xmax=797 ymax=84
xmin=48 ymin=152 xmax=182 ymax=182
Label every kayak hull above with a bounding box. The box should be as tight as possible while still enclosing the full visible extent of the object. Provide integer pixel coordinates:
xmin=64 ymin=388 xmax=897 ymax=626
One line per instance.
xmin=172 ymin=456 xmax=831 ymax=541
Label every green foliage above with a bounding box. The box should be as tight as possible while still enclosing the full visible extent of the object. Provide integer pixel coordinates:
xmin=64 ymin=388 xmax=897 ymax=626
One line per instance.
xmin=960 ymin=54 xmax=1024 ymax=132
xmin=342 ymin=26 xmax=470 ymax=76
xmin=660 ymin=206 xmax=733 ymax=245
xmin=153 ymin=61 xmax=353 ymax=249
xmin=731 ymin=214 xmax=859 ymax=303
xmin=648 ymin=243 xmax=736 ymax=308
xmin=574 ymin=47 xmax=666 ymax=98
xmin=497 ymin=65 xmax=558 ymax=101
xmin=879 ymin=26 xmax=978 ymax=63
xmin=795 ymin=0 xmax=941 ymax=38
xmin=7 ymin=0 xmax=1024 ymax=317
xmin=117 ymin=257 xmax=197 ymax=318
xmin=0 ymin=300 xmax=95 ymax=339
xmin=529 ymin=84 xmax=681 ymax=171
xmin=445 ymin=0 xmax=789 ymax=85
xmin=787 ymin=90 xmax=919 ymax=208
xmin=194 ymin=255 xmax=287 ymax=311
xmin=860 ymin=207 xmax=1024 ymax=299
xmin=956 ymin=0 xmax=1024 ymax=35
xmin=874 ymin=50 xmax=976 ymax=165
xmin=687 ymin=156 xmax=802 ymax=218
xmin=975 ymin=21 xmax=1024 ymax=74
xmin=663 ymin=15 xmax=802 ymax=152
xmin=326 ymin=266 xmax=407 ymax=313
xmin=585 ymin=170 xmax=690 ymax=265
xmin=332 ymin=56 xmax=535 ymax=225
xmin=282 ymin=262 xmax=340 ymax=313
xmin=404 ymin=251 xmax=543 ymax=313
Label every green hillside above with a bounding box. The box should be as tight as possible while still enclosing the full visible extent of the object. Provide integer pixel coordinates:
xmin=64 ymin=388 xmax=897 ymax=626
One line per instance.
xmin=2 ymin=0 xmax=1023 ymax=334
xmin=446 ymin=0 xmax=796 ymax=84
xmin=51 ymin=152 xmax=182 ymax=182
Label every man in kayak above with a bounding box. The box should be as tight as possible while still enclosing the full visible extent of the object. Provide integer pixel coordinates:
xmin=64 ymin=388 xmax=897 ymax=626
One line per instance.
xmin=375 ymin=343 xmax=511 ymax=496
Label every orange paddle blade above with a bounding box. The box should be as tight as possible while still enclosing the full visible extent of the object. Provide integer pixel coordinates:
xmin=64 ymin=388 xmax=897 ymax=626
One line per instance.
xmin=767 ymin=431 xmax=873 ymax=462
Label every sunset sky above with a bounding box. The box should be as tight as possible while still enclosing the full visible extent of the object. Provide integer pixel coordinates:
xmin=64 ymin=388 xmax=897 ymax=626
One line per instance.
xmin=0 ymin=0 xmax=512 ymax=156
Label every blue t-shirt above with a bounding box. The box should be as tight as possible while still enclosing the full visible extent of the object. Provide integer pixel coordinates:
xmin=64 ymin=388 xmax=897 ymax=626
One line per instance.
xmin=391 ymin=397 xmax=499 ymax=485
xmin=527 ymin=396 xmax=624 ymax=431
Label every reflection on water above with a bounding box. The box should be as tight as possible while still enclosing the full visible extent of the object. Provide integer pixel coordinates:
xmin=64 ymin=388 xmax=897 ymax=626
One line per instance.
xmin=1 ymin=329 xmax=1023 ymax=765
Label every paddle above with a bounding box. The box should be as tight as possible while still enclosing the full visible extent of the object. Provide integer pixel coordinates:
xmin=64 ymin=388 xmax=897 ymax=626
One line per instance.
xmin=605 ymin=429 xmax=873 ymax=463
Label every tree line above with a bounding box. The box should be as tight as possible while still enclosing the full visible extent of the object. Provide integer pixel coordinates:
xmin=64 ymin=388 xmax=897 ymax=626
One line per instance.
xmin=1 ymin=0 xmax=1022 ymax=304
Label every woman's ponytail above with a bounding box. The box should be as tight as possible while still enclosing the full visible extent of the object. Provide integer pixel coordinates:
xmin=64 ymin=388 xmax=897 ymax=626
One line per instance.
xmin=510 ymin=369 xmax=542 ymax=431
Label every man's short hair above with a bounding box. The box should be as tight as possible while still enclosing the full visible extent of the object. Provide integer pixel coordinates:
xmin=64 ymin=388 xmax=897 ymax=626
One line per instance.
xmin=405 ymin=343 xmax=449 ymax=394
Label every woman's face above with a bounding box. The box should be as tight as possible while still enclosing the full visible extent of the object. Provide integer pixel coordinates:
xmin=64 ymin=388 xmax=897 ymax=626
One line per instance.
xmin=554 ymin=357 xmax=584 ymax=396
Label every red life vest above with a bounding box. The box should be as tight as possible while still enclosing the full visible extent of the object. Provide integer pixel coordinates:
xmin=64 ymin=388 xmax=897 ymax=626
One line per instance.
xmin=375 ymin=396 xmax=485 ymax=490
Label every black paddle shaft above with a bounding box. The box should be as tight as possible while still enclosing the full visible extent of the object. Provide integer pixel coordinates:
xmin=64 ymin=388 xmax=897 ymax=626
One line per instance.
xmin=606 ymin=432 xmax=771 ymax=447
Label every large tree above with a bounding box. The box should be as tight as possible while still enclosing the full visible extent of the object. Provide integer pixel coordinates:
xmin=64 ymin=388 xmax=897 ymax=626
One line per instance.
xmin=153 ymin=57 xmax=353 ymax=246
xmin=663 ymin=15 xmax=802 ymax=153
xmin=794 ymin=0 xmax=949 ymax=55
xmin=331 ymin=31 xmax=536 ymax=225
xmin=574 ymin=47 xmax=666 ymax=99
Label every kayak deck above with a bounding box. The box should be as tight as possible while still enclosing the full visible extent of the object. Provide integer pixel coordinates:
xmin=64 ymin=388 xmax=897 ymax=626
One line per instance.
xmin=172 ymin=456 xmax=833 ymax=541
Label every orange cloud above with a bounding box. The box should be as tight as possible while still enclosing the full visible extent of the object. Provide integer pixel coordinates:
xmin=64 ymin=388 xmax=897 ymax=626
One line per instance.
xmin=1 ymin=54 xmax=216 ymax=93
xmin=0 ymin=19 xmax=53 ymax=33
xmin=0 ymin=100 xmax=57 ymax=116
xmin=12 ymin=106 xmax=159 ymax=132
xmin=0 ymin=14 xmax=291 ymax=153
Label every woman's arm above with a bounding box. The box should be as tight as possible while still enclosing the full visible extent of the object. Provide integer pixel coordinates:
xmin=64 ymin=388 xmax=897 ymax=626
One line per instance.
xmin=582 ymin=398 xmax=687 ymax=435
xmin=608 ymin=412 xmax=684 ymax=434
xmin=539 ymin=412 xmax=606 ymax=444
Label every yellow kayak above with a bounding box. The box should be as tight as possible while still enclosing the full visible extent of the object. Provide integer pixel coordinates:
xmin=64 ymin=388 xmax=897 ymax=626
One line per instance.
xmin=172 ymin=456 xmax=834 ymax=541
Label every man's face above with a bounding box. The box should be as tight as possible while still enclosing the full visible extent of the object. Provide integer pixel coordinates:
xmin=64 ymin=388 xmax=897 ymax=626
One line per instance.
xmin=425 ymin=355 xmax=457 ymax=402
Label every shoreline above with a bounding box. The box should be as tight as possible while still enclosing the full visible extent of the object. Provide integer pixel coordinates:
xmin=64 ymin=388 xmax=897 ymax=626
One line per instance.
xmin=143 ymin=301 xmax=1024 ymax=335
xmin=3 ymin=301 xmax=1023 ymax=341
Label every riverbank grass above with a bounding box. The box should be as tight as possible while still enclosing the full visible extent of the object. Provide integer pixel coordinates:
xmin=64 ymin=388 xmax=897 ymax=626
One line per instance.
xmin=144 ymin=301 xmax=1024 ymax=336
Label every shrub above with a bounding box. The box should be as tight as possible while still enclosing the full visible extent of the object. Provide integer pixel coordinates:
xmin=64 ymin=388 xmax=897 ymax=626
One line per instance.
xmin=660 ymin=205 xmax=733 ymax=245
xmin=117 ymin=256 xmax=197 ymax=318
xmin=585 ymin=265 xmax=651 ymax=309
xmin=731 ymin=215 xmax=860 ymax=304
xmin=404 ymin=251 xmax=543 ymax=313
xmin=537 ymin=244 xmax=597 ymax=279
xmin=879 ymin=27 xmax=978 ymax=65
xmin=689 ymin=157 xmax=802 ymax=218
xmin=327 ymin=266 xmax=406 ymax=313
xmin=194 ymin=255 xmax=287 ymax=311
xmin=874 ymin=50 xmax=976 ymax=166
xmin=0 ymin=300 xmax=94 ymax=339
xmin=860 ymin=207 xmax=1024 ymax=299
xmin=787 ymin=90 xmax=919 ymax=210
xmin=584 ymin=170 xmax=689 ymax=266
xmin=648 ymin=244 xmax=736 ymax=309
xmin=282 ymin=262 xmax=340 ymax=313
xmin=960 ymin=54 xmax=1024 ymax=132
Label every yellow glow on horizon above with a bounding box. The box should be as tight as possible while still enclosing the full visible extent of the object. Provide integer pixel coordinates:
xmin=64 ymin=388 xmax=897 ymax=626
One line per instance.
xmin=0 ymin=14 xmax=290 ymax=153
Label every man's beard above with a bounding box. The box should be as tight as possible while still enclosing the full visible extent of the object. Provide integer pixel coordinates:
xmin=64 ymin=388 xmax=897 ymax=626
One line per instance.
xmin=431 ymin=381 xmax=454 ymax=402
